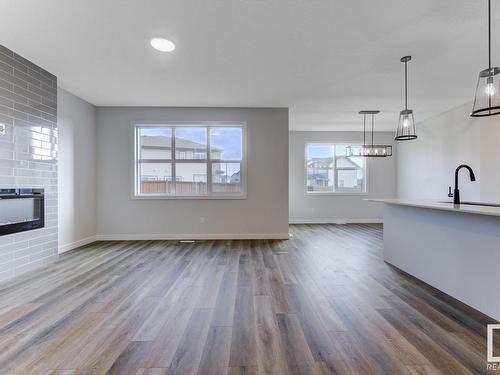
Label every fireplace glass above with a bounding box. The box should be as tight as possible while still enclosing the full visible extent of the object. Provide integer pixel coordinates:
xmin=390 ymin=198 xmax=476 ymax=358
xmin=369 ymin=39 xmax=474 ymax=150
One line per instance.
xmin=0 ymin=189 xmax=44 ymax=236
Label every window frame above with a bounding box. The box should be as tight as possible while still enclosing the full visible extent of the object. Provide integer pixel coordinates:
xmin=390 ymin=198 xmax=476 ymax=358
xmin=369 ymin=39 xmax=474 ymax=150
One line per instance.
xmin=132 ymin=121 xmax=247 ymax=199
xmin=304 ymin=142 xmax=369 ymax=196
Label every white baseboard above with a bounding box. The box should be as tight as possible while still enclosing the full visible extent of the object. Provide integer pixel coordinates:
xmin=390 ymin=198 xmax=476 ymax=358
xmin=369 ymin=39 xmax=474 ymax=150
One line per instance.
xmin=59 ymin=235 xmax=98 ymax=254
xmin=288 ymin=219 xmax=383 ymax=224
xmin=95 ymin=233 xmax=290 ymax=241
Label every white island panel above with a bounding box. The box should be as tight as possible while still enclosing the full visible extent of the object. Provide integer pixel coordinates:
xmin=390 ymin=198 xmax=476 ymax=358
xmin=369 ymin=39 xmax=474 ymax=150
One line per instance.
xmin=382 ymin=202 xmax=500 ymax=321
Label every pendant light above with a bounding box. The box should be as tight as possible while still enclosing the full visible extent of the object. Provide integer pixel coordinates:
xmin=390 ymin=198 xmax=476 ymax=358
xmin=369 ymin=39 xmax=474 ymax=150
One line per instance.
xmin=347 ymin=111 xmax=392 ymax=157
xmin=471 ymin=0 xmax=500 ymax=117
xmin=395 ymin=56 xmax=417 ymax=140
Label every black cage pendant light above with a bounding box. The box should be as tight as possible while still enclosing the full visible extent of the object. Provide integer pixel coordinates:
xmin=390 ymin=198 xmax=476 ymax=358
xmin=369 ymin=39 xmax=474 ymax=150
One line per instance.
xmin=395 ymin=56 xmax=417 ymax=140
xmin=347 ymin=111 xmax=392 ymax=157
xmin=471 ymin=0 xmax=500 ymax=117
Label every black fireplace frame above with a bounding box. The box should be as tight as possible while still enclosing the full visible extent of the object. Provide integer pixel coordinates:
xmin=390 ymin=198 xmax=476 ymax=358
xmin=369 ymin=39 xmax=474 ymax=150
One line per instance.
xmin=0 ymin=188 xmax=44 ymax=236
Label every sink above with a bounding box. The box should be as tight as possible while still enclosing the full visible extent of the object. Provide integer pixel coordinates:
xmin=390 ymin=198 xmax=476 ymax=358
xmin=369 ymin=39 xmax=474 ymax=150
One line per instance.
xmin=440 ymin=201 xmax=500 ymax=208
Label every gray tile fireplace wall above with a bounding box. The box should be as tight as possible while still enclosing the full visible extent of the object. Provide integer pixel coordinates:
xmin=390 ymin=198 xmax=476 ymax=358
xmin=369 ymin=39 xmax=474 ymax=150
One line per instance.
xmin=0 ymin=45 xmax=58 ymax=282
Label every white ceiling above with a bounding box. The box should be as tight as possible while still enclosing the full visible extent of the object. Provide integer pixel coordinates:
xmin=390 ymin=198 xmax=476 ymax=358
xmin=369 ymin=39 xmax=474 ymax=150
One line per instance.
xmin=0 ymin=0 xmax=498 ymax=130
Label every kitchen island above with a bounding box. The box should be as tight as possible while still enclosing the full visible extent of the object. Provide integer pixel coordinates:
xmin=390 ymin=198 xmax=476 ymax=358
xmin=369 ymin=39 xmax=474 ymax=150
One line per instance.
xmin=369 ymin=199 xmax=500 ymax=321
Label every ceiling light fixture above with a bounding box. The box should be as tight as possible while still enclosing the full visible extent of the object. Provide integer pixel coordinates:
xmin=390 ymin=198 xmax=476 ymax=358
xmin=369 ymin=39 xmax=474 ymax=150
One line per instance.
xmin=150 ymin=37 xmax=176 ymax=52
xmin=347 ymin=111 xmax=392 ymax=157
xmin=395 ymin=56 xmax=417 ymax=140
xmin=471 ymin=0 xmax=500 ymax=117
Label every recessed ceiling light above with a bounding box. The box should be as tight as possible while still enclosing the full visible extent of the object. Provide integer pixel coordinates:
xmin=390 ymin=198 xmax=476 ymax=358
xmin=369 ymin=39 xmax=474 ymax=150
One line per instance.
xmin=150 ymin=37 xmax=176 ymax=52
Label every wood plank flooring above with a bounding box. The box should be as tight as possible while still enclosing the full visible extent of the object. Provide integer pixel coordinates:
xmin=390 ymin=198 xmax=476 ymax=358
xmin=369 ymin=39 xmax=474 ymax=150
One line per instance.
xmin=0 ymin=224 xmax=497 ymax=374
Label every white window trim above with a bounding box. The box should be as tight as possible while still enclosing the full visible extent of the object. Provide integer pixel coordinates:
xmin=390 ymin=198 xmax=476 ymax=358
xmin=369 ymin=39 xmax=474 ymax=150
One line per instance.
xmin=131 ymin=121 xmax=247 ymax=200
xmin=304 ymin=141 xmax=369 ymax=196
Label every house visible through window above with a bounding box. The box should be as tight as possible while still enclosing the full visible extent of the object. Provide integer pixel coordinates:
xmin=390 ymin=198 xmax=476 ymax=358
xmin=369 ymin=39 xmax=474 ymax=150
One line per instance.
xmin=134 ymin=124 xmax=244 ymax=197
xmin=306 ymin=143 xmax=366 ymax=194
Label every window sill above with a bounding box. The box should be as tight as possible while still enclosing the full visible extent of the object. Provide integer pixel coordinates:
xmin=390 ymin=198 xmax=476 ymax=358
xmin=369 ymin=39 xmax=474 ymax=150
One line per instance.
xmin=132 ymin=194 xmax=247 ymax=200
xmin=305 ymin=192 xmax=369 ymax=196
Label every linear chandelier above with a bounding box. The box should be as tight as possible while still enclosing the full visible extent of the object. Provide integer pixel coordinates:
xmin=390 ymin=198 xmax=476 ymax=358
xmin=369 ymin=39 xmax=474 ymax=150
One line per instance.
xmin=347 ymin=111 xmax=392 ymax=157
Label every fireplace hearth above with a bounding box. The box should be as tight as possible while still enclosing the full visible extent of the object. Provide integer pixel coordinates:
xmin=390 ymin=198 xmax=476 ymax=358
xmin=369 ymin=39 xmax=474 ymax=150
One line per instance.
xmin=0 ymin=189 xmax=45 ymax=236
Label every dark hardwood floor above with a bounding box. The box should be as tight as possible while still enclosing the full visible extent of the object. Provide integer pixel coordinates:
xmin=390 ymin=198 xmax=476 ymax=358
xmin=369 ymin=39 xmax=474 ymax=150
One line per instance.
xmin=0 ymin=224 xmax=497 ymax=374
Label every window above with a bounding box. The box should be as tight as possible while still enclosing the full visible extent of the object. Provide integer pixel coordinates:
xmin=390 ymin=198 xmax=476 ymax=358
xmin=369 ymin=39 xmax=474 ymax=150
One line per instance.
xmin=134 ymin=124 xmax=245 ymax=198
xmin=306 ymin=143 xmax=366 ymax=194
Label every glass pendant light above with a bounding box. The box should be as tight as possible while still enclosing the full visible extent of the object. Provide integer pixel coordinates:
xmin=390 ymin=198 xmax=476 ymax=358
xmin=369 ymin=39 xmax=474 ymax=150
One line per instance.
xmin=395 ymin=56 xmax=417 ymax=140
xmin=471 ymin=0 xmax=500 ymax=117
xmin=347 ymin=111 xmax=392 ymax=157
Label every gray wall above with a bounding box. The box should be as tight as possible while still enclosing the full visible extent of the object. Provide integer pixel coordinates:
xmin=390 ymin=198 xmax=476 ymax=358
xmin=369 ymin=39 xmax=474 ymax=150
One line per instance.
xmin=397 ymin=102 xmax=500 ymax=203
xmin=289 ymin=131 xmax=397 ymax=223
xmin=95 ymin=107 xmax=289 ymax=239
xmin=0 ymin=45 xmax=58 ymax=281
xmin=58 ymin=88 xmax=97 ymax=252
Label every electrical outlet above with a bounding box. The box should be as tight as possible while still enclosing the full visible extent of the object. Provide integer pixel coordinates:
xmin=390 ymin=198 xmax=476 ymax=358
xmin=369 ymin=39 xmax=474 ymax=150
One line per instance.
xmin=0 ymin=123 xmax=5 ymax=135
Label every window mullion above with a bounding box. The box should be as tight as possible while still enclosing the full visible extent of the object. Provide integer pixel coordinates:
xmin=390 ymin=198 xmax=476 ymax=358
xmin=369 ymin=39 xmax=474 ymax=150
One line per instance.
xmin=136 ymin=126 xmax=140 ymax=195
xmin=172 ymin=127 xmax=176 ymax=195
xmin=207 ymin=127 xmax=212 ymax=195
xmin=332 ymin=144 xmax=336 ymax=193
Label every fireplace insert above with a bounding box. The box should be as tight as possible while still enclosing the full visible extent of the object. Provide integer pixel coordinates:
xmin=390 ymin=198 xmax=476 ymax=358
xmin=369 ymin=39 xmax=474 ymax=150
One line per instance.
xmin=0 ymin=189 xmax=44 ymax=236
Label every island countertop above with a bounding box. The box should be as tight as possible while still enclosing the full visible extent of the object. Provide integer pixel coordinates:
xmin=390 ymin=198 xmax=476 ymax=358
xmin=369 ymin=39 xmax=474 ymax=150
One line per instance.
xmin=366 ymin=198 xmax=500 ymax=218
